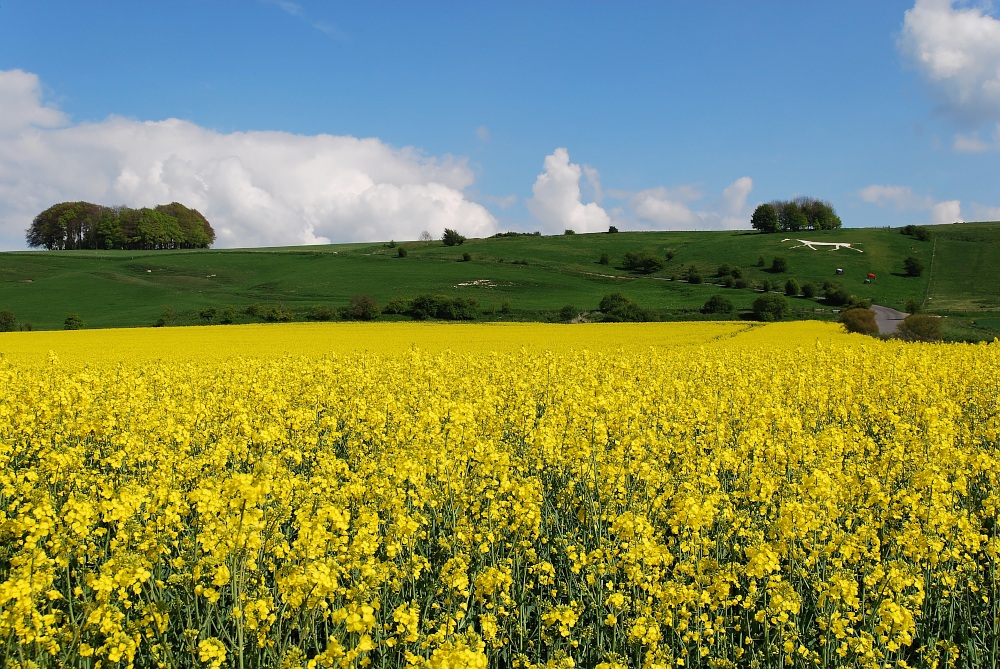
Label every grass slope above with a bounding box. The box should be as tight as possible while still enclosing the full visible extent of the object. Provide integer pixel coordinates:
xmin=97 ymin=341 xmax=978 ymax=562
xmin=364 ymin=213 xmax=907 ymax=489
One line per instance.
xmin=1 ymin=222 xmax=997 ymax=337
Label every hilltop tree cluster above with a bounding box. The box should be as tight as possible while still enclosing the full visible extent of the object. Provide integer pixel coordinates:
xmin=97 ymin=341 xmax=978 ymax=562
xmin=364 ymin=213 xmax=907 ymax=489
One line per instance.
xmin=750 ymin=198 xmax=842 ymax=233
xmin=26 ymin=201 xmax=216 ymax=250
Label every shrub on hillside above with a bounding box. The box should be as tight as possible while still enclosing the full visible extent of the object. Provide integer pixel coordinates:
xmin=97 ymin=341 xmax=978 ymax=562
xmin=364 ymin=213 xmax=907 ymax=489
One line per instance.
xmin=598 ymin=293 xmax=652 ymax=322
xmin=801 ymin=283 xmax=816 ymax=299
xmin=770 ymin=256 xmax=788 ymax=273
xmin=0 ymin=310 xmax=16 ymax=332
xmin=900 ymin=224 xmax=931 ymax=241
xmin=622 ymin=250 xmax=665 ymax=274
xmin=343 ymin=294 xmax=381 ymax=321
xmin=397 ymin=246 xmax=408 ymax=258
xmin=752 ymin=294 xmax=788 ymax=322
xmin=442 ymin=228 xmax=466 ymax=246
xmin=408 ymin=295 xmax=478 ymax=320
xmin=784 ymin=278 xmax=800 ymax=297
xmin=306 ymin=305 xmax=337 ymax=321
xmin=701 ymin=295 xmax=734 ymax=315
xmin=904 ymin=256 xmax=924 ymax=277
xmin=64 ymin=314 xmax=85 ymax=330
xmin=840 ymin=307 xmax=879 ymax=335
xmin=599 ymin=251 xmax=610 ymax=265
xmin=895 ymin=314 xmax=942 ymax=342
xmin=559 ymin=305 xmax=578 ymax=321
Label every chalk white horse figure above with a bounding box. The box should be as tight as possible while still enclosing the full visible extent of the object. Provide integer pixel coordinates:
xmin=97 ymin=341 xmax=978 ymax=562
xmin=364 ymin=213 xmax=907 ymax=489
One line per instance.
xmin=780 ymin=238 xmax=863 ymax=252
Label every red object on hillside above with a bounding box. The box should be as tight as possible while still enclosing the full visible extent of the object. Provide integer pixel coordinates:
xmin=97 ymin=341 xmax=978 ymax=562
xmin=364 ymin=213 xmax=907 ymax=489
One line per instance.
xmin=867 ymin=273 xmax=876 ymax=279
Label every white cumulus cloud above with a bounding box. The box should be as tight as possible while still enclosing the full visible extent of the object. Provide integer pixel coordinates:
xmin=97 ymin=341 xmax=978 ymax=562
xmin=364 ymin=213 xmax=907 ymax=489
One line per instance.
xmin=630 ymin=177 xmax=753 ymax=230
xmin=0 ymin=69 xmax=497 ymax=250
xmin=526 ymin=148 xmax=611 ymax=234
xmin=899 ymin=0 xmax=1000 ymax=127
xmin=858 ymin=183 xmax=965 ymax=223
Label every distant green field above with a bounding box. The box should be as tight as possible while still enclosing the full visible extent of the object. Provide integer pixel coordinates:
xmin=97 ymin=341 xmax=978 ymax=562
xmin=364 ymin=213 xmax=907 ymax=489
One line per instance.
xmin=1 ymin=222 xmax=997 ymax=339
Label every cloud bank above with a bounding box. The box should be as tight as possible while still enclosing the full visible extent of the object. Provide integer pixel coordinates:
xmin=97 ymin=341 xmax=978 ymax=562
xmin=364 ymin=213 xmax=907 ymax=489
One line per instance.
xmin=0 ymin=69 xmax=497 ymax=250
xmin=629 ymin=176 xmax=753 ymax=230
xmin=899 ymin=0 xmax=1000 ymax=149
xmin=858 ymin=184 xmax=964 ymax=224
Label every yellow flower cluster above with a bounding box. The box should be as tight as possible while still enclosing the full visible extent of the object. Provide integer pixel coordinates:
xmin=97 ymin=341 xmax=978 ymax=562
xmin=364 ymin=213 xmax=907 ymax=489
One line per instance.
xmin=0 ymin=321 xmax=997 ymax=669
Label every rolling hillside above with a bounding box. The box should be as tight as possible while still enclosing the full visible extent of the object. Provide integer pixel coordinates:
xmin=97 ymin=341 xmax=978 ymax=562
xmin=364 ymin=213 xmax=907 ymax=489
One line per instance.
xmin=1 ymin=222 xmax=997 ymax=339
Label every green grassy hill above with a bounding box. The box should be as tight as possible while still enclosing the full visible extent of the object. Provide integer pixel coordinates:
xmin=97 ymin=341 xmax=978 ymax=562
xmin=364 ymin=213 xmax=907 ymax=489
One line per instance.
xmin=1 ymin=222 xmax=998 ymax=339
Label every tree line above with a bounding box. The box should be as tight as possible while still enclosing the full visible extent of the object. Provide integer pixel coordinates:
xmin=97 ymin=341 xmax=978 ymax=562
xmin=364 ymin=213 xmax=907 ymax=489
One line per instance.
xmin=26 ymin=201 xmax=216 ymax=250
xmin=750 ymin=197 xmax=842 ymax=233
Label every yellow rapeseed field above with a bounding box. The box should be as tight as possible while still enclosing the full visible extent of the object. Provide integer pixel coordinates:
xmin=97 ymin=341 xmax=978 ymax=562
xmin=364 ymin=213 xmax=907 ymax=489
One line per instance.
xmin=0 ymin=321 xmax=998 ymax=669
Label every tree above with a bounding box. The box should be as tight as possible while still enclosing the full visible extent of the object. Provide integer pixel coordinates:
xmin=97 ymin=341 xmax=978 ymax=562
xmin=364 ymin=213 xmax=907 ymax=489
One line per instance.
xmin=598 ymin=293 xmax=652 ymax=322
xmin=903 ymin=256 xmax=924 ymax=277
xmin=840 ymin=307 xmax=879 ymax=335
xmin=770 ymin=257 xmax=788 ymax=273
xmin=442 ymin=228 xmax=466 ymax=246
xmin=895 ymin=314 xmax=942 ymax=342
xmin=343 ymin=294 xmax=381 ymax=321
xmin=701 ymin=295 xmax=734 ymax=315
xmin=750 ymin=203 xmax=779 ymax=233
xmin=26 ymin=201 xmax=215 ymax=250
xmin=419 ymin=231 xmax=433 ymax=242
xmin=774 ymin=200 xmax=809 ymax=232
xmin=0 ymin=310 xmax=16 ymax=332
xmin=559 ymin=305 xmax=578 ymax=321
xmin=598 ymin=251 xmax=610 ymax=265
xmin=622 ymin=250 xmax=665 ymax=274
xmin=64 ymin=314 xmax=85 ymax=330
xmin=607 ymin=225 xmax=619 ymax=233
xmin=784 ymin=278 xmax=800 ymax=296
xmin=752 ymin=294 xmax=788 ymax=322
xmin=752 ymin=198 xmax=841 ymax=232
xmin=795 ymin=197 xmax=842 ymax=230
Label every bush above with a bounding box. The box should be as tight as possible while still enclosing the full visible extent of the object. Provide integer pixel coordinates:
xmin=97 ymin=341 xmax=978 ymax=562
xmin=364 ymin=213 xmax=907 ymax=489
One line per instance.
xmin=559 ymin=305 xmax=578 ymax=321
xmin=801 ymin=283 xmax=816 ymax=299
xmin=734 ymin=277 xmax=750 ymax=290
xmin=896 ymin=314 xmax=942 ymax=342
xmin=442 ymin=228 xmax=466 ymax=246
xmin=701 ymin=295 xmax=734 ymax=315
xmin=686 ymin=266 xmax=702 ymax=284
xmin=199 ymin=307 xmax=218 ymax=322
xmin=383 ymin=297 xmax=409 ymax=315
xmin=905 ymin=299 xmax=921 ymax=314
xmin=64 ymin=314 xmax=85 ymax=330
xmin=397 ymin=246 xmax=408 ymax=258
xmin=716 ymin=264 xmax=733 ymax=278
xmin=607 ymin=226 xmax=619 ymax=233
xmin=770 ymin=256 xmax=788 ymax=273
xmin=155 ymin=307 xmax=176 ymax=327
xmin=840 ymin=307 xmax=879 ymax=335
xmin=823 ymin=283 xmax=852 ymax=306
xmin=462 ymin=252 xmax=472 ymax=262
xmin=752 ymin=294 xmax=788 ymax=322
xmin=260 ymin=304 xmax=294 ymax=322
xmin=408 ymin=295 xmax=477 ymax=321
xmin=722 ymin=276 xmax=737 ymax=289
xmin=900 ymin=224 xmax=931 ymax=241
xmin=599 ymin=251 xmax=610 ymax=265
xmin=598 ymin=293 xmax=652 ymax=322
xmin=784 ymin=278 xmax=800 ymax=297
xmin=622 ymin=250 xmax=665 ymax=274
xmin=0 ymin=310 xmax=16 ymax=332
xmin=665 ymin=249 xmax=676 ymax=261
xmin=306 ymin=305 xmax=337 ymax=321
xmin=343 ymin=294 xmax=381 ymax=321
xmin=564 ymin=229 xmax=576 ymax=235
xmin=903 ymin=256 xmax=924 ymax=277
xmin=759 ymin=279 xmax=773 ymax=293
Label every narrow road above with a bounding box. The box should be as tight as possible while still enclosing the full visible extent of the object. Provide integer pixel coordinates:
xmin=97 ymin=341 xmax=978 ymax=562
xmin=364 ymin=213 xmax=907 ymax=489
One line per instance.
xmin=871 ymin=304 xmax=908 ymax=335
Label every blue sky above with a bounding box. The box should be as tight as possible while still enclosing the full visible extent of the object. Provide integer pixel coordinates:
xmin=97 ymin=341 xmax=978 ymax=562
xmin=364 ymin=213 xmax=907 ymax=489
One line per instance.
xmin=1 ymin=1 xmax=999 ymax=249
